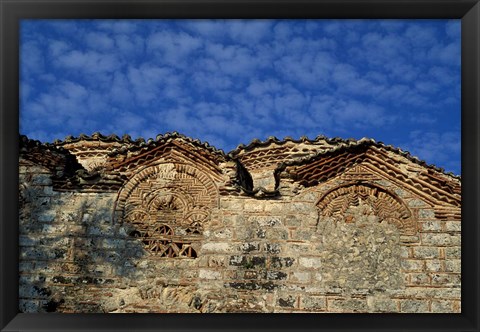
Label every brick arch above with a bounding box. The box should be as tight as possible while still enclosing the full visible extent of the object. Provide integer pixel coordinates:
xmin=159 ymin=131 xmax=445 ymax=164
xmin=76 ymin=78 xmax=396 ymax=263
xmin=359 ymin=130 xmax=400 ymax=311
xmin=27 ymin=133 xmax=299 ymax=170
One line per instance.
xmin=316 ymin=182 xmax=416 ymax=235
xmin=113 ymin=162 xmax=219 ymax=257
xmin=115 ymin=163 xmax=218 ymax=217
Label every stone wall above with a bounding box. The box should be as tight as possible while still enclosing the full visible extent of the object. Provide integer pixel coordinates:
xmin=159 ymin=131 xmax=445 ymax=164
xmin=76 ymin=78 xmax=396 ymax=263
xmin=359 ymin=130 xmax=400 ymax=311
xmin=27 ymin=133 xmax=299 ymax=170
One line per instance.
xmin=18 ymin=134 xmax=461 ymax=313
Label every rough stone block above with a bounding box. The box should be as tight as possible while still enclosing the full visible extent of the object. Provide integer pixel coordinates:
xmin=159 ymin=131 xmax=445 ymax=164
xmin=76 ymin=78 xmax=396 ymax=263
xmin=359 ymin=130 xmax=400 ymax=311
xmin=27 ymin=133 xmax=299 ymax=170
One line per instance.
xmin=265 ymin=228 xmax=288 ymax=240
xmin=328 ymin=298 xmax=367 ymax=312
xmin=425 ymin=260 xmax=443 ymax=272
xmin=430 ymin=273 xmax=461 ymax=286
xmin=292 ymin=202 xmax=314 ymax=213
xmin=244 ymin=270 xmax=258 ymax=279
xmin=301 ymin=296 xmax=326 ymax=310
xmin=42 ymin=186 xmax=55 ymax=196
xmin=409 ymin=273 xmax=430 ymax=285
xmin=244 ymin=201 xmax=264 ymax=212
xmin=445 ymin=221 xmax=461 ymax=232
xmin=199 ymin=269 xmax=222 ymax=280
xmin=240 ymin=242 xmax=260 ymax=253
xmin=400 ymin=299 xmax=429 ymax=313
xmin=19 ymin=299 xmax=41 ymax=313
xmin=277 ymin=294 xmax=297 ymax=308
xmin=290 ymin=271 xmax=310 ymax=283
xmin=399 ymin=235 xmax=420 ymax=243
xmin=31 ymin=174 xmax=52 ymax=185
xmin=101 ymin=238 xmax=126 ymax=249
xmin=413 ymin=247 xmax=439 ymax=259
xmin=366 ymin=295 xmax=398 ymax=312
xmin=212 ymin=228 xmax=233 ymax=239
xmin=419 ymin=220 xmax=443 ymax=231
xmin=265 ymin=271 xmax=287 ymax=280
xmin=201 ymin=242 xmax=232 ymax=253
xmin=445 ymin=247 xmax=461 ymax=259
xmin=208 ymin=256 xmax=226 ymax=268
xmin=220 ymin=200 xmax=244 ymax=211
xmin=418 ymin=209 xmax=435 ymax=219
xmin=400 ymin=246 xmax=410 ymax=258
xmin=431 ymin=300 xmax=454 ymax=313
xmin=299 ymin=257 xmax=322 ymax=269
xmin=249 ymin=216 xmax=282 ymax=227
xmin=19 ymin=236 xmax=38 ymax=247
xmin=392 ymin=287 xmax=460 ymax=299
xmin=401 ymin=259 xmax=424 ymax=271
xmin=38 ymin=211 xmax=57 ymax=223
xmin=263 ymin=243 xmax=281 ymax=254
xmin=287 ymin=243 xmax=310 ymax=254
xmin=285 ymin=215 xmax=302 ymax=227
xmin=269 ymin=256 xmax=295 ymax=269
xmin=445 ymin=259 xmax=461 ymax=273
xmin=422 ymin=233 xmax=461 ymax=246
xmin=264 ymin=202 xmax=284 ymax=213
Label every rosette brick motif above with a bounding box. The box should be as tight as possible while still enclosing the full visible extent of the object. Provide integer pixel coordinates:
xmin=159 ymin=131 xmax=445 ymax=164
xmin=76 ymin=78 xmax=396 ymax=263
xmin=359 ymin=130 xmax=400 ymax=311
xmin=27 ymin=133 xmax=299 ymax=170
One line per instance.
xmin=115 ymin=163 xmax=218 ymax=258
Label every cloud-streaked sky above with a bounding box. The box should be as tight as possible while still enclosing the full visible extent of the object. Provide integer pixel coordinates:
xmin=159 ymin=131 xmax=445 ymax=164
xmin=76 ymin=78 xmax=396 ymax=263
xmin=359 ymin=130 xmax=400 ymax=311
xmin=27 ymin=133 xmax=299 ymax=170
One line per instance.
xmin=20 ymin=19 xmax=461 ymax=175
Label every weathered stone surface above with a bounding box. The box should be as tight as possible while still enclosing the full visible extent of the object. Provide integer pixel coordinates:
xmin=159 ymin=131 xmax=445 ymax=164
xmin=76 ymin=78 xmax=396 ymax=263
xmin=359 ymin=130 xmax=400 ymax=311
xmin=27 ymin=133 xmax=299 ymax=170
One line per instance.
xmin=18 ymin=134 xmax=461 ymax=313
xmin=400 ymin=299 xmax=429 ymax=313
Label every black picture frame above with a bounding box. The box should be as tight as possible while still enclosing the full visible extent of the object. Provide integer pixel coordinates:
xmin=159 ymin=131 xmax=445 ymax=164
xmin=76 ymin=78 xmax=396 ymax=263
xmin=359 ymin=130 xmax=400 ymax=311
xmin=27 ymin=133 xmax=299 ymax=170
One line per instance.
xmin=1 ymin=0 xmax=479 ymax=331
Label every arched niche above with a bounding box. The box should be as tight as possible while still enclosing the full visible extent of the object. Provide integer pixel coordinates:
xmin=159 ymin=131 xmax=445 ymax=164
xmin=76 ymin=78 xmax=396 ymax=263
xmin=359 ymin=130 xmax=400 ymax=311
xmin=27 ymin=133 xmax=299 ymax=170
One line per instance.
xmin=316 ymin=182 xmax=416 ymax=236
xmin=114 ymin=162 xmax=219 ymax=257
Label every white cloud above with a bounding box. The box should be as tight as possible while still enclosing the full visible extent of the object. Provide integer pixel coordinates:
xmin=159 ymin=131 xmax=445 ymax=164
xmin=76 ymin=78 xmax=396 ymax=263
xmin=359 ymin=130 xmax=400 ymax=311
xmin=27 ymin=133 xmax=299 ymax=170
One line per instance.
xmin=109 ymin=71 xmax=134 ymax=104
xmin=48 ymin=40 xmax=70 ymax=57
xmin=428 ymin=66 xmax=457 ymax=86
xmin=310 ymin=96 xmax=395 ymax=131
xmin=58 ymin=80 xmax=88 ymax=100
xmin=20 ymin=83 xmax=32 ymax=101
xmin=85 ymin=32 xmax=115 ymax=50
xmin=378 ymin=20 xmax=405 ymax=32
xmin=274 ymin=88 xmax=309 ymax=119
xmin=147 ymin=30 xmax=202 ymax=64
xmin=20 ymin=19 xmax=461 ymax=158
xmin=21 ymin=41 xmax=45 ymax=74
xmin=112 ymin=111 xmax=146 ymax=131
xmin=204 ymin=42 xmax=263 ymax=77
xmin=404 ymin=24 xmax=437 ymax=47
xmin=55 ymin=50 xmax=121 ymax=73
xmin=414 ymin=80 xmax=439 ymax=94
xmin=96 ymin=20 xmax=138 ymax=34
xmin=274 ymin=51 xmax=335 ymax=88
xmin=402 ymin=130 xmax=460 ymax=174
xmin=191 ymin=71 xmax=233 ymax=93
xmin=246 ymin=79 xmax=282 ymax=97
xmin=114 ymin=34 xmax=145 ymax=55
xmin=428 ymin=42 xmax=460 ymax=65
xmin=226 ymin=20 xmax=273 ymax=44
xmin=183 ymin=20 xmax=226 ymax=38
xmin=126 ymin=65 xmax=181 ymax=104
xmin=445 ymin=20 xmax=460 ymax=39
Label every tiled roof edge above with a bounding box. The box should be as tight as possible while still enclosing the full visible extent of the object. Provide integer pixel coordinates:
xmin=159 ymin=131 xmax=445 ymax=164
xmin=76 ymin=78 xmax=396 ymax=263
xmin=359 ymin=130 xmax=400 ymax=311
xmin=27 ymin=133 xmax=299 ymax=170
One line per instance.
xmin=52 ymin=132 xmax=139 ymax=145
xmin=29 ymin=132 xmax=226 ymax=159
xmin=106 ymin=131 xmax=227 ymax=158
xmin=227 ymin=134 xmax=353 ymax=156
xmin=272 ymin=137 xmax=460 ymax=180
xmin=20 ymin=135 xmax=69 ymax=154
xmin=21 ymin=134 xmax=460 ymax=179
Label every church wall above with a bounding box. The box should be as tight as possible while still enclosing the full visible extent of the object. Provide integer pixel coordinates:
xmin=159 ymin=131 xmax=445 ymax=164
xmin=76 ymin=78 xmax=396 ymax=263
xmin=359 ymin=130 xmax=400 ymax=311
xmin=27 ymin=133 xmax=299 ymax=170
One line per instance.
xmin=18 ymin=157 xmax=461 ymax=313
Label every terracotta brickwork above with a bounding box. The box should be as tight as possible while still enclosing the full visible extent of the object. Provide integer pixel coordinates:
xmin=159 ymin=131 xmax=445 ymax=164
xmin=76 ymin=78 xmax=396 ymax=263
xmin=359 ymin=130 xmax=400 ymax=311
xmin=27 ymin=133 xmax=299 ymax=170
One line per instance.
xmin=18 ymin=133 xmax=461 ymax=313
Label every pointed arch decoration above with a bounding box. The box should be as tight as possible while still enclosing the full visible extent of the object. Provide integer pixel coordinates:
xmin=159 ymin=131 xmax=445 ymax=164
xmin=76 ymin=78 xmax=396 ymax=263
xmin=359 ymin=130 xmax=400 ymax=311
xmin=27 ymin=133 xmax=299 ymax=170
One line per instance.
xmin=114 ymin=162 xmax=219 ymax=258
xmin=316 ymin=182 xmax=416 ymax=236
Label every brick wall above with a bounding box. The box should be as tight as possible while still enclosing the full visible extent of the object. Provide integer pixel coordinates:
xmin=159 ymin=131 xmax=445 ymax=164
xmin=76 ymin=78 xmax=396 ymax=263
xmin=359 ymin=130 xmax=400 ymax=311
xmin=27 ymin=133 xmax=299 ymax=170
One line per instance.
xmin=19 ymin=159 xmax=461 ymax=313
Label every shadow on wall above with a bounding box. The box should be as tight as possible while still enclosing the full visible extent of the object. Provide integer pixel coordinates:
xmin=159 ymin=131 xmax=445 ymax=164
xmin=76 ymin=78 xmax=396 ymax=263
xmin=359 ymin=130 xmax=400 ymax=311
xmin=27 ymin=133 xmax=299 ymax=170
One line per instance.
xmin=19 ymin=182 xmax=146 ymax=313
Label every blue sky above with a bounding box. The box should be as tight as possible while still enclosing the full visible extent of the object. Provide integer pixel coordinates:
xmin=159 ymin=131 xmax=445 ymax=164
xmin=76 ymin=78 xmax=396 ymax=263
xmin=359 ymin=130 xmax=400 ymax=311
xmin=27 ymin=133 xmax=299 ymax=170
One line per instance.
xmin=20 ymin=19 xmax=461 ymax=175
